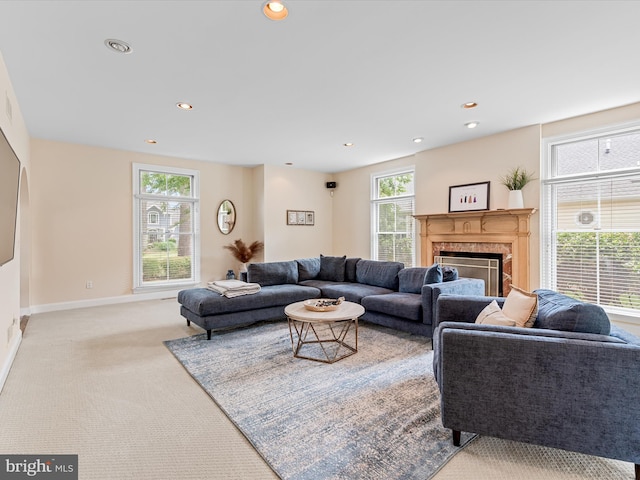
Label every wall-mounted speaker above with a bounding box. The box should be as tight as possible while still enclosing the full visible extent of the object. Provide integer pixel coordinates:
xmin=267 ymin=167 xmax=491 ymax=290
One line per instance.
xmin=326 ymin=181 xmax=337 ymax=189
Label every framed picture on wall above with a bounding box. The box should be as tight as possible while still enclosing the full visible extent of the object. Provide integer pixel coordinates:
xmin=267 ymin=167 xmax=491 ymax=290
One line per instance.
xmin=305 ymin=211 xmax=315 ymax=225
xmin=287 ymin=210 xmax=298 ymax=225
xmin=448 ymin=181 xmax=490 ymax=212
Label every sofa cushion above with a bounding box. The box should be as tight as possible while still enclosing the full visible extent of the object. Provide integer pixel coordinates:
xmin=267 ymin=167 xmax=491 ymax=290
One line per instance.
xmin=425 ymin=263 xmax=443 ymax=284
xmin=475 ymin=300 xmax=517 ymax=326
xmin=356 ymin=259 xmax=403 ymax=290
xmin=247 ymin=261 xmax=298 ymax=286
xmin=502 ymin=286 xmax=537 ymax=328
xmin=399 ymin=267 xmax=428 ymax=293
xmin=319 ymin=282 xmax=394 ymax=304
xmin=361 ymin=292 xmax=423 ymax=322
xmin=296 ymin=257 xmax=321 ymax=281
xmin=534 ymin=289 xmax=611 ymax=335
xmin=443 ymin=266 xmax=459 ymax=282
xmin=318 ymin=254 xmax=346 ymax=282
xmin=345 ymin=257 xmax=361 ymax=283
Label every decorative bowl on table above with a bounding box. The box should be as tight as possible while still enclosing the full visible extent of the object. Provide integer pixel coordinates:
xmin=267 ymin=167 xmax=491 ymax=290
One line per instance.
xmin=303 ymin=297 xmax=345 ymax=312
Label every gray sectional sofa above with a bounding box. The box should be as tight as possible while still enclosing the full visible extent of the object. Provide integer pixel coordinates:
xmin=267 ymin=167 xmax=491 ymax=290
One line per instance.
xmin=177 ymin=255 xmax=485 ymax=339
xmin=433 ymin=290 xmax=640 ymax=478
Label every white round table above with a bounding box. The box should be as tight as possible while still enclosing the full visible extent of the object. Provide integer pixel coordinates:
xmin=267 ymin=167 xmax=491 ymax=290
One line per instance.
xmin=284 ymin=300 xmax=364 ymax=363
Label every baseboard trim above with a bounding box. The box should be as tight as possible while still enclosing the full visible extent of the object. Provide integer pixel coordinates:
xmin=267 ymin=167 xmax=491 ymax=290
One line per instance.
xmin=0 ymin=329 xmax=22 ymax=395
xmin=30 ymin=289 xmax=183 ymax=315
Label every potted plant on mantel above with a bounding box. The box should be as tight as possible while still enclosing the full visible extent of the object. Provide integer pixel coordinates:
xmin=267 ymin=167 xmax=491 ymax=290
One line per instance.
xmin=499 ymin=166 xmax=536 ymax=209
xmin=223 ymin=239 xmax=264 ymax=280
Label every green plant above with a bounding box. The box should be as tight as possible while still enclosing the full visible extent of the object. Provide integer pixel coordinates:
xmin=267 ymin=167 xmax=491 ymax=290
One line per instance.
xmin=499 ymin=166 xmax=536 ymax=190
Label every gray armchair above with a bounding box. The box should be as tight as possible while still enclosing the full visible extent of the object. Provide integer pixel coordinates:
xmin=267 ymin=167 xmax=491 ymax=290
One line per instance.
xmin=433 ymin=292 xmax=640 ymax=479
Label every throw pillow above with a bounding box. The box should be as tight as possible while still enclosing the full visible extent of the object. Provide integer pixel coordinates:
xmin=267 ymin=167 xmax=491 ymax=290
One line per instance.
xmin=318 ymin=254 xmax=346 ymax=282
xmin=296 ymin=257 xmax=321 ymax=281
xmin=475 ymin=300 xmax=517 ymax=326
xmin=424 ymin=263 xmax=443 ymax=284
xmin=502 ymin=286 xmax=538 ymax=328
xmin=442 ymin=266 xmax=459 ymax=282
xmin=398 ymin=267 xmax=428 ymax=294
xmin=533 ymin=289 xmax=611 ymax=335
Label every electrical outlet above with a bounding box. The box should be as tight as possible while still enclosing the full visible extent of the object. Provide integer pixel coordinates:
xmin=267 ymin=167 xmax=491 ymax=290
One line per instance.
xmin=86 ymin=281 xmax=93 ymax=289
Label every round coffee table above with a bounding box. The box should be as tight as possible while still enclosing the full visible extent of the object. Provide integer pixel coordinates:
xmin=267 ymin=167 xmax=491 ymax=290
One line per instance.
xmin=284 ymin=300 xmax=365 ymax=363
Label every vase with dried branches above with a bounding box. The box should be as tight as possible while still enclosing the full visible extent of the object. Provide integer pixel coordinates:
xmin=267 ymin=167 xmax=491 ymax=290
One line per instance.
xmin=223 ymin=239 xmax=264 ymax=276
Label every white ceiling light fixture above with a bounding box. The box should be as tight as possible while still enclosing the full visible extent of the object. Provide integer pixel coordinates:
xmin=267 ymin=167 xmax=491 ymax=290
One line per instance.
xmin=263 ymin=1 xmax=288 ymax=21
xmin=145 ymin=139 xmax=157 ymax=144
xmin=462 ymin=102 xmax=478 ymax=109
xmin=104 ymin=39 xmax=132 ymax=54
xmin=465 ymin=121 xmax=479 ymax=129
xmin=343 ymin=142 xmax=354 ymax=147
xmin=176 ymin=102 xmax=193 ymax=110
xmin=413 ymin=137 xmax=423 ymax=143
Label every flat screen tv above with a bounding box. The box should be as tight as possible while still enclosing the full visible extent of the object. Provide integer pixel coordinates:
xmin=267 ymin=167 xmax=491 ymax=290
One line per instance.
xmin=0 ymin=126 xmax=21 ymax=267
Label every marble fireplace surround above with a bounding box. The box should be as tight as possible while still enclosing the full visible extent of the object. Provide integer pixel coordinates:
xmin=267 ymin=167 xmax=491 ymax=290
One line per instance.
xmin=414 ymin=208 xmax=536 ymax=296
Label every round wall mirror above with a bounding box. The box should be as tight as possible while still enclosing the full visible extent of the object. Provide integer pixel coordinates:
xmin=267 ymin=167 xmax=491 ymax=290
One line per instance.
xmin=217 ymin=200 xmax=236 ymax=235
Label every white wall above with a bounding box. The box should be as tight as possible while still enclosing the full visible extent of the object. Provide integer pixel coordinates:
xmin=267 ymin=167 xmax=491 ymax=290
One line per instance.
xmin=29 ymin=139 xmax=257 ymax=307
xmin=261 ymin=164 xmax=334 ymax=261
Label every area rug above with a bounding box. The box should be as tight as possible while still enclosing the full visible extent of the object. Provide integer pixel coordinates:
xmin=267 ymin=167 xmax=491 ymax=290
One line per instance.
xmin=164 ymin=321 xmax=474 ymax=479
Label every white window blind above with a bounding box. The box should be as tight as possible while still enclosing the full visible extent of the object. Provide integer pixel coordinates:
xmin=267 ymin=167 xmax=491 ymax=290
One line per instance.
xmin=371 ymin=170 xmax=415 ymax=265
xmin=542 ymin=127 xmax=640 ymax=313
xmin=133 ymin=164 xmax=199 ymax=291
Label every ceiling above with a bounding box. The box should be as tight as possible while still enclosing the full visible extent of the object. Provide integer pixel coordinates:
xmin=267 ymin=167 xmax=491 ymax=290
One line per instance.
xmin=1 ymin=1 xmax=639 ymax=173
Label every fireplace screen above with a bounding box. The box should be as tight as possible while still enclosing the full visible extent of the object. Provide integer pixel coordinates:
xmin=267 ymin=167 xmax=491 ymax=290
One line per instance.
xmin=435 ymin=251 xmax=502 ymax=296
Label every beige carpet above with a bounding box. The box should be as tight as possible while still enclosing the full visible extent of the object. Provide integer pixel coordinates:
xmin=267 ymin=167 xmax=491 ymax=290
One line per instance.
xmin=0 ymin=299 xmax=634 ymax=480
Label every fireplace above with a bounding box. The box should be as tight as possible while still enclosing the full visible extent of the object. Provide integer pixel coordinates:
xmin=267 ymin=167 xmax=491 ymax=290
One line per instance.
xmin=415 ymin=208 xmax=536 ymax=296
xmin=436 ymin=251 xmax=503 ymax=296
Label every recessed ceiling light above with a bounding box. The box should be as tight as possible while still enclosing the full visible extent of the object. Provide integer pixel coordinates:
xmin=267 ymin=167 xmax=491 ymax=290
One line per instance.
xmin=263 ymin=1 xmax=288 ymax=21
xmin=413 ymin=137 xmax=424 ymax=143
xmin=176 ymin=102 xmax=193 ymax=110
xmin=104 ymin=39 xmax=132 ymax=54
xmin=465 ymin=121 xmax=479 ymax=129
xmin=462 ymin=102 xmax=478 ymax=109
xmin=145 ymin=139 xmax=157 ymax=144
xmin=343 ymin=142 xmax=354 ymax=147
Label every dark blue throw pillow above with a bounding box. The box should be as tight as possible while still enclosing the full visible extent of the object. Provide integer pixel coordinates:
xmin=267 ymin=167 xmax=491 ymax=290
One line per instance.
xmin=533 ymin=289 xmax=611 ymax=335
xmin=318 ymin=254 xmax=346 ymax=282
xmin=424 ymin=263 xmax=443 ymax=284
xmin=442 ymin=266 xmax=459 ymax=282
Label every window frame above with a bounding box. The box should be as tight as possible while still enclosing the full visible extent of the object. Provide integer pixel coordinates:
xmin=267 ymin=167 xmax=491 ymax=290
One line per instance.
xmin=541 ymin=121 xmax=640 ymax=319
xmin=370 ymin=167 xmax=416 ymax=266
xmin=132 ymin=163 xmax=200 ymax=292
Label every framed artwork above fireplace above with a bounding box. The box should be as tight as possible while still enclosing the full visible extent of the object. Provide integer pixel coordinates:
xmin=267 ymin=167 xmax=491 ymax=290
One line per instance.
xmin=448 ymin=181 xmax=490 ymax=212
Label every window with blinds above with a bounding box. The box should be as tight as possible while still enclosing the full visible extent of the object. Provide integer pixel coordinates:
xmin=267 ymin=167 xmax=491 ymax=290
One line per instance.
xmin=133 ymin=164 xmax=199 ymax=291
xmin=542 ymin=127 xmax=640 ymax=313
xmin=371 ymin=169 xmax=415 ymax=265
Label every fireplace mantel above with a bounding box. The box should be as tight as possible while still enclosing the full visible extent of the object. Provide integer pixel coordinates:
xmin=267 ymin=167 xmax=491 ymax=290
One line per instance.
xmin=414 ymin=208 xmax=536 ymax=291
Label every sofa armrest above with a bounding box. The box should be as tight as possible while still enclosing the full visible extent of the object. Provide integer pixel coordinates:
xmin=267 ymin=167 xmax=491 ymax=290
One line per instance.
xmin=421 ymin=279 xmax=485 ymax=329
xmin=434 ymin=323 xmax=640 ymax=465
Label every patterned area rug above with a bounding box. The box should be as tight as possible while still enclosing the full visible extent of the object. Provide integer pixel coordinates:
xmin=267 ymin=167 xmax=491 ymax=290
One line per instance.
xmin=164 ymin=321 xmax=474 ymax=480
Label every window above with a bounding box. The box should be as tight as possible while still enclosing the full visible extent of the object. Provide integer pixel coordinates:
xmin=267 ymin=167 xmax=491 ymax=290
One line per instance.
xmin=542 ymin=125 xmax=640 ymax=314
xmin=371 ymin=169 xmax=415 ymax=265
xmin=133 ymin=164 xmax=200 ymax=291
